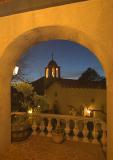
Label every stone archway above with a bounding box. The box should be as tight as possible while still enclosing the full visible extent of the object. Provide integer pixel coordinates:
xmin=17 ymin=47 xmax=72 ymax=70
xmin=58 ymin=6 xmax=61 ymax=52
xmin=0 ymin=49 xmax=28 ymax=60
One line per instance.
xmin=0 ymin=26 xmax=110 ymax=158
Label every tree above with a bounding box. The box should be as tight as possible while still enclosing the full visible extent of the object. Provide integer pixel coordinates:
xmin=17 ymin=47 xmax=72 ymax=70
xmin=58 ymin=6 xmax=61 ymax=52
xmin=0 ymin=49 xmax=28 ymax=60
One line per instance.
xmin=12 ymin=82 xmax=49 ymax=112
xmin=11 ymin=87 xmax=24 ymax=112
xmin=32 ymin=92 xmax=49 ymax=112
xmin=79 ymin=68 xmax=103 ymax=81
xmin=13 ymin=82 xmax=34 ymax=97
xmin=12 ymin=82 xmax=34 ymax=111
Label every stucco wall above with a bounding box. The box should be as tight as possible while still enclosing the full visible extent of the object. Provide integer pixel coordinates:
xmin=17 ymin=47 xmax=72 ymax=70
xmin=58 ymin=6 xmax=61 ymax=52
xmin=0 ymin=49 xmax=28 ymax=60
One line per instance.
xmin=46 ymin=82 xmax=106 ymax=119
xmin=0 ymin=0 xmax=112 ymax=69
xmin=0 ymin=0 xmax=113 ymax=159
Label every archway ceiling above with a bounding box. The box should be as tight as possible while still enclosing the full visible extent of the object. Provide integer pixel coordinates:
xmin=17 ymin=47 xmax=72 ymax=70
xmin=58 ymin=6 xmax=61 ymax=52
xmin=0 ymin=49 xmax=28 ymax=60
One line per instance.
xmin=0 ymin=0 xmax=88 ymax=17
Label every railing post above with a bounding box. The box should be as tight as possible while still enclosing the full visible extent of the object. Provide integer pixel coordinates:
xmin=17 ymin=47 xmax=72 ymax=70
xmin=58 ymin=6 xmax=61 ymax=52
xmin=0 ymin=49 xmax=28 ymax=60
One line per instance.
xmin=73 ymin=120 xmax=79 ymax=142
xmin=92 ymin=120 xmax=99 ymax=144
xmin=40 ymin=119 xmax=45 ymax=136
xmin=31 ymin=113 xmax=106 ymax=146
xmin=56 ymin=118 xmax=60 ymax=128
xmin=47 ymin=118 xmax=52 ymax=137
xmin=65 ymin=119 xmax=70 ymax=140
xmin=83 ymin=120 xmax=89 ymax=142
xmin=101 ymin=122 xmax=107 ymax=151
xmin=32 ymin=120 xmax=37 ymax=135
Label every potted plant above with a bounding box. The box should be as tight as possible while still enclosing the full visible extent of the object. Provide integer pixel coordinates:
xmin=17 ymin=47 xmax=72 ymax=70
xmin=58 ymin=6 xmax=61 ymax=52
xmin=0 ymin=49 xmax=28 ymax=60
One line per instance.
xmin=11 ymin=114 xmax=31 ymax=142
xmin=52 ymin=127 xmax=64 ymax=143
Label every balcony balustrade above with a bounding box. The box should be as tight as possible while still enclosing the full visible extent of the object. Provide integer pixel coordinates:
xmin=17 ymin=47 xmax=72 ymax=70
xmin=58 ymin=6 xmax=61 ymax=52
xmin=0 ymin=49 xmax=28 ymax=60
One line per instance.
xmin=11 ymin=112 xmax=107 ymax=151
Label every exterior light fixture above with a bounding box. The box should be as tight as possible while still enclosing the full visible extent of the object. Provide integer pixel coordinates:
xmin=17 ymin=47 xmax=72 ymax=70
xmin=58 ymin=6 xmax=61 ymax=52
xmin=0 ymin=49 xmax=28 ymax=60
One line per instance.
xmin=13 ymin=66 xmax=19 ymax=76
xmin=86 ymin=109 xmax=91 ymax=116
xmin=28 ymin=108 xmax=33 ymax=114
xmin=84 ymin=107 xmax=91 ymax=117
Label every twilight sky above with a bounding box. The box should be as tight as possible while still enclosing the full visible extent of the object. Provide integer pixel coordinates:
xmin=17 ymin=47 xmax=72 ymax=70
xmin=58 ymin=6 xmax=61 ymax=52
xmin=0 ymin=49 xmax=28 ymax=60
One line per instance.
xmin=17 ymin=40 xmax=105 ymax=82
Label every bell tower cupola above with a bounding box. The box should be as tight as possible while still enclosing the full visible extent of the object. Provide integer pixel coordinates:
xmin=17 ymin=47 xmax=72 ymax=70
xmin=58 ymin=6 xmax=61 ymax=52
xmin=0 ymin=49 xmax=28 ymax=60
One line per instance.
xmin=45 ymin=53 xmax=60 ymax=79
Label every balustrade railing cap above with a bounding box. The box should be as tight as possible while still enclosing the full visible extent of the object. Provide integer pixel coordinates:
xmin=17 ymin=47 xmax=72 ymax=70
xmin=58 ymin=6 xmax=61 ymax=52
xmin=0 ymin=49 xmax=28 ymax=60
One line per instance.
xmin=11 ymin=112 xmax=105 ymax=123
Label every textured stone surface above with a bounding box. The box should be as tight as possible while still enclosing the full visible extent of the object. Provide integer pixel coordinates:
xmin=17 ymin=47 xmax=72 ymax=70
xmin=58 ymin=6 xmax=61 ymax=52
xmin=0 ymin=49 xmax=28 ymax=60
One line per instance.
xmin=4 ymin=136 xmax=105 ymax=160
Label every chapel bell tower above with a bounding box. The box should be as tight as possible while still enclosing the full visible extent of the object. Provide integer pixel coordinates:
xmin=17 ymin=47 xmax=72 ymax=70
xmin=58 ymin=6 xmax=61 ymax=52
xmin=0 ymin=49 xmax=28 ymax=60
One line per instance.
xmin=45 ymin=54 xmax=60 ymax=79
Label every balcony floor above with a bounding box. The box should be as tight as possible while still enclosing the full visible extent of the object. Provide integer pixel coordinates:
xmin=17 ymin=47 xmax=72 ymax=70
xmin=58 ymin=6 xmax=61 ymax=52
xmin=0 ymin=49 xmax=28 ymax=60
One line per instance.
xmin=4 ymin=136 xmax=105 ymax=160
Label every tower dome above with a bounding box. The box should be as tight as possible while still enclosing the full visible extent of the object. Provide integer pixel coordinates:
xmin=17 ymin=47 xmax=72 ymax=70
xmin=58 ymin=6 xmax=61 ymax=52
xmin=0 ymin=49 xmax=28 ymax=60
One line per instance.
xmin=45 ymin=54 xmax=60 ymax=79
xmin=47 ymin=60 xmax=58 ymax=67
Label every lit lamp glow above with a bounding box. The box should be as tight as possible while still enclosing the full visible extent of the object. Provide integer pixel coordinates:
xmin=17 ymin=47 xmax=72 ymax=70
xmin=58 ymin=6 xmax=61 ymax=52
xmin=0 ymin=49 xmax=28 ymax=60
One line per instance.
xmin=84 ymin=107 xmax=91 ymax=117
xmin=37 ymin=105 xmax=41 ymax=113
xmin=28 ymin=108 xmax=33 ymax=114
xmin=86 ymin=109 xmax=91 ymax=117
xmin=13 ymin=66 xmax=19 ymax=76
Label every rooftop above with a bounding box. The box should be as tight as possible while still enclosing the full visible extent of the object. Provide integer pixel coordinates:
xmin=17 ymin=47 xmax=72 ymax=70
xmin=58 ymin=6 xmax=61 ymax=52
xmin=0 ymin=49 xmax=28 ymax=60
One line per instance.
xmin=57 ymin=79 xmax=106 ymax=89
xmin=47 ymin=60 xmax=58 ymax=67
xmin=31 ymin=78 xmax=106 ymax=95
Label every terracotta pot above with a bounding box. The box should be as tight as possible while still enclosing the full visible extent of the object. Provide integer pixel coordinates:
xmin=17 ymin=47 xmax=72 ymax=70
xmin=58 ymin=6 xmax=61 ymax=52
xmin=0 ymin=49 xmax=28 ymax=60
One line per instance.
xmin=52 ymin=132 xmax=64 ymax=143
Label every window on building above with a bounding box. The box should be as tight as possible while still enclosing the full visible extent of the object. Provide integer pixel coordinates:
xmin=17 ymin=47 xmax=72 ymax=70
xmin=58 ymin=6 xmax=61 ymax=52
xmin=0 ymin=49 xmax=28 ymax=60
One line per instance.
xmin=46 ymin=68 xmax=49 ymax=78
xmin=56 ymin=68 xmax=59 ymax=77
xmin=52 ymin=67 xmax=55 ymax=77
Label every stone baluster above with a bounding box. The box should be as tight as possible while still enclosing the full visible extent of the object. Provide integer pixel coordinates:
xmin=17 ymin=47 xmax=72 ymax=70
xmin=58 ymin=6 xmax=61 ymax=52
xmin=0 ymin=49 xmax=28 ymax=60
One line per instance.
xmin=83 ymin=120 xmax=89 ymax=142
xmin=73 ymin=120 xmax=79 ymax=142
xmin=101 ymin=122 xmax=107 ymax=150
xmin=92 ymin=120 xmax=99 ymax=144
xmin=65 ymin=119 xmax=70 ymax=140
xmin=47 ymin=118 xmax=52 ymax=137
xmin=56 ymin=118 xmax=60 ymax=128
xmin=40 ymin=119 xmax=45 ymax=136
xmin=32 ymin=120 xmax=37 ymax=135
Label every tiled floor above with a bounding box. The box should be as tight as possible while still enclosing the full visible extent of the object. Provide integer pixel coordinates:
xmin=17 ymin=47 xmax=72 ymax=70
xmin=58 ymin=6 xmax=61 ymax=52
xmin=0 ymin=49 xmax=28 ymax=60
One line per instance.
xmin=4 ymin=136 xmax=105 ymax=160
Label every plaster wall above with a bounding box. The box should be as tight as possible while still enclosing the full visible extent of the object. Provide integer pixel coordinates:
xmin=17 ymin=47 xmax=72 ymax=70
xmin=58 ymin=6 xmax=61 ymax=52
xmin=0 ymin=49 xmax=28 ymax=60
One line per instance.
xmin=46 ymin=82 xmax=106 ymax=119
xmin=0 ymin=0 xmax=113 ymax=159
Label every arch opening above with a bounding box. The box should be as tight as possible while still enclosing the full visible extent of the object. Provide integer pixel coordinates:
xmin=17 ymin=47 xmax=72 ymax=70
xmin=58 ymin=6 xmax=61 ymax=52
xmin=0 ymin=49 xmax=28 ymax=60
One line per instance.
xmin=0 ymin=26 xmax=108 ymax=158
xmin=0 ymin=26 xmax=108 ymax=80
xmin=11 ymin=39 xmax=106 ymax=143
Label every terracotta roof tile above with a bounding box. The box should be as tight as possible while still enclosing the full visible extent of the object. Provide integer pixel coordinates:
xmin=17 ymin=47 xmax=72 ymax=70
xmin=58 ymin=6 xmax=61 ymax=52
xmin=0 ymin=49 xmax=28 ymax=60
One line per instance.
xmin=57 ymin=79 xmax=106 ymax=89
xmin=31 ymin=77 xmax=106 ymax=95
